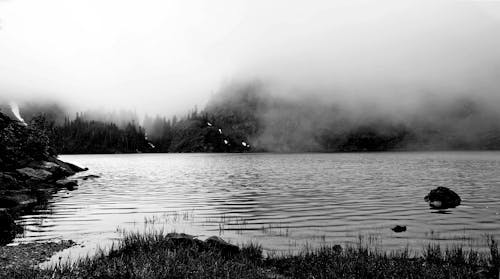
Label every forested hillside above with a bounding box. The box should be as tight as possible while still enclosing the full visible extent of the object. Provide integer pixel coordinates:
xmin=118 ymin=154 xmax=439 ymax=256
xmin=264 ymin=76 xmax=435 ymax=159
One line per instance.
xmin=54 ymin=116 xmax=152 ymax=154
xmin=3 ymin=83 xmax=500 ymax=153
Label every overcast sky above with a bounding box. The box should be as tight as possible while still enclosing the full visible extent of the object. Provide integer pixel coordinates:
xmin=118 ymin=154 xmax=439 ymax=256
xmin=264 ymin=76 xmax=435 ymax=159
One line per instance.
xmin=1 ymin=0 xmax=500 ymax=116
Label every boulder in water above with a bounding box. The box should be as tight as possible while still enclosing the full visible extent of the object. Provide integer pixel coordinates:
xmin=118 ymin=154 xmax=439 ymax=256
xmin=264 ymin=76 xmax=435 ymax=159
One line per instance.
xmin=391 ymin=225 xmax=407 ymax=233
xmin=424 ymin=187 xmax=461 ymax=209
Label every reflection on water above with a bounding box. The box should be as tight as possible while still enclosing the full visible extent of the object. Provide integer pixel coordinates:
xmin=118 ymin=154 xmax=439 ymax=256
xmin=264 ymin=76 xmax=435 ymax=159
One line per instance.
xmin=13 ymin=152 xmax=500 ymax=260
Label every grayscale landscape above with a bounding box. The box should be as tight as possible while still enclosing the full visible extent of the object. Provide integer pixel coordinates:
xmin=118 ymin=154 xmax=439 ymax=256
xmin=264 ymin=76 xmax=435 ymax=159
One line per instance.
xmin=1 ymin=0 xmax=500 ymax=278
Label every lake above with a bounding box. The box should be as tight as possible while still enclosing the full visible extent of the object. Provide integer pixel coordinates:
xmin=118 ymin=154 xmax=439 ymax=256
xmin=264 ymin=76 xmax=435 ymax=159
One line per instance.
xmin=13 ymin=152 xmax=500 ymax=261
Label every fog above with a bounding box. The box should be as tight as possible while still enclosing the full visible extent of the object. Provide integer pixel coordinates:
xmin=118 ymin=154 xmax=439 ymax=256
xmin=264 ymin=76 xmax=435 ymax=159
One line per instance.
xmin=0 ymin=0 xmax=500 ymax=118
xmin=205 ymin=80 xmax=500 ymax=152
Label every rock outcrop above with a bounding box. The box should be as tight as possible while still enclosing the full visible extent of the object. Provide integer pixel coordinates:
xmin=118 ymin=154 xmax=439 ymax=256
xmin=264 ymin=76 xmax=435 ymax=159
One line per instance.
xmin=424 ymin=187 xmax=461 ymax=209
xmin=48 ymin=157 xmax=88 ymax=173
xmin=16 ymin=167 xmax=53 ymax=181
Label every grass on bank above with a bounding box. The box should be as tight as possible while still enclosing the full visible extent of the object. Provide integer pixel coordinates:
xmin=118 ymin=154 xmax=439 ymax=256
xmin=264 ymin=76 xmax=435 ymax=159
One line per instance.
xmin=2 ymin=231 xmax=499 ymax=279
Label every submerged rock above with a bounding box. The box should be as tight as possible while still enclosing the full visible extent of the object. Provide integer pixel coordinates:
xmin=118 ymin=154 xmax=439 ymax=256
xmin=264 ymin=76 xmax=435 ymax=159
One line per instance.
xmin=424 ymin=187 xmax=461 ymax=209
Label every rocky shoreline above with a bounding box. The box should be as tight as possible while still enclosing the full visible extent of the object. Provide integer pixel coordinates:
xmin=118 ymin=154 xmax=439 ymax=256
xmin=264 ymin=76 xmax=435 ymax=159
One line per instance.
xmin=1 ymin=110 xmax=88 ymax=245
xmin=0 ymin=157 xmax=87 ymax=245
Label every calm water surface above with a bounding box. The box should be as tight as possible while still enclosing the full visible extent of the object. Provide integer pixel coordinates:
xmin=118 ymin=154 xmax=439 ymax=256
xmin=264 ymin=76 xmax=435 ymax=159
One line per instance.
xmin=13 ymin=152 xmax=500 ymax=260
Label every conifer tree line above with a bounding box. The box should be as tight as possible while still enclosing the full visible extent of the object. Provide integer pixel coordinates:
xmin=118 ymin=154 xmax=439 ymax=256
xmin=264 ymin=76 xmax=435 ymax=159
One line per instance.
xmin=1 ymin=100 xmax=254 ymax=154
xmin=3 ymin=82 xmax=500 ymax=154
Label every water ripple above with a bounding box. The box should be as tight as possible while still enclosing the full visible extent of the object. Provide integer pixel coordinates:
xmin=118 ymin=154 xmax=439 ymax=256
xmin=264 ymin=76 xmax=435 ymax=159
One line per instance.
xmin=13 ymin=152 xmax=500 ymax=256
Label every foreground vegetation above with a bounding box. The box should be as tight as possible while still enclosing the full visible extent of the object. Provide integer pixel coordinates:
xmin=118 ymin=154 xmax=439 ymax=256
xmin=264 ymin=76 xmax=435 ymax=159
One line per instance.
xmin=2 ymin=231 xmax=499 ymax=279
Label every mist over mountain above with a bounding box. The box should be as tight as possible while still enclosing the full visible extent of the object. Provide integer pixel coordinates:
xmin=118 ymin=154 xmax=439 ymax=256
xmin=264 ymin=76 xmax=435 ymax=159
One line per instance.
xmin=1 ymin=1 xmax=500 ymax=117
xmin=203 ymin=81 xmax=500 ymax=152
xmin=2 ymin=77 xmax=500 ymax=153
